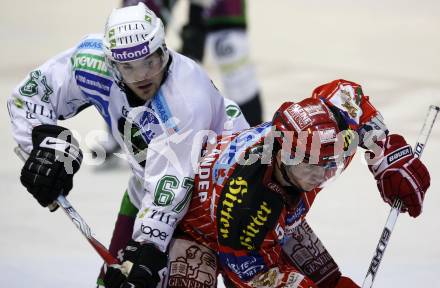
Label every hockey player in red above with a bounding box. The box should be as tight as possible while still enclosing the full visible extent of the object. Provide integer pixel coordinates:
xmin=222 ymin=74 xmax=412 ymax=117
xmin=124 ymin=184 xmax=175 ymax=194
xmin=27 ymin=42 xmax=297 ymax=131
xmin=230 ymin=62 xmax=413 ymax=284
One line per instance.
xmin=178 ymin=79 xmax=431 ymax=287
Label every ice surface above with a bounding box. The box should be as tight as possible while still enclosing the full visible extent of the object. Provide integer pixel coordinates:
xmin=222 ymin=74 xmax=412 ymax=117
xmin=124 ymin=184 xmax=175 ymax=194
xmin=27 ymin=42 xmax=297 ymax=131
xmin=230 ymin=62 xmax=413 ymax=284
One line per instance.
xmin=1 ymin=0 xmax=439 ymax=287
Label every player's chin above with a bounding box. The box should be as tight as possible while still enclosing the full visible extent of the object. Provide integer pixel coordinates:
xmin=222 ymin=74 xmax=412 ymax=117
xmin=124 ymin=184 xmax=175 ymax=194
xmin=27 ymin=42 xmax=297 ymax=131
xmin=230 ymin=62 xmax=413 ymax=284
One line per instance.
xmin=300 ymin=182 xmax=320 ymax=192
xmin=134 ymin=86 xmax=156 ymax=101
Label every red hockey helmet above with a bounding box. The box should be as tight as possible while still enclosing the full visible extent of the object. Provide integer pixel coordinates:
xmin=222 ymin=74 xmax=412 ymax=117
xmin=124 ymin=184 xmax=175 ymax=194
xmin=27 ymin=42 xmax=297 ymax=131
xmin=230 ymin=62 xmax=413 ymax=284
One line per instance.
xmin=272 ymin=98 xmax=350 ymax=190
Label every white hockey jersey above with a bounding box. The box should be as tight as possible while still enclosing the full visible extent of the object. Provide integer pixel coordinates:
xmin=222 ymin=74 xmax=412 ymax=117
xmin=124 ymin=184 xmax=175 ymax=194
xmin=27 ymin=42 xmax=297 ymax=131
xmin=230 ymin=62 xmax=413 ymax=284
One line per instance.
xmin=7 ymin=34 xmax=250 ymax=251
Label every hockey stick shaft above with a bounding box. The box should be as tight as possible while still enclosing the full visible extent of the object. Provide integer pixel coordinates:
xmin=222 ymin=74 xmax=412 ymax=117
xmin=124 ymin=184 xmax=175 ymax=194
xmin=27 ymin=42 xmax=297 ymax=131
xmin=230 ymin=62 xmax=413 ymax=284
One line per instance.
xmin=14 ymin=147 xmax=119 ymax=265
xmin=362 ymin=105 xmax=440 ymax=288
xmin=56 ymin=195 xmax=119 ymax=265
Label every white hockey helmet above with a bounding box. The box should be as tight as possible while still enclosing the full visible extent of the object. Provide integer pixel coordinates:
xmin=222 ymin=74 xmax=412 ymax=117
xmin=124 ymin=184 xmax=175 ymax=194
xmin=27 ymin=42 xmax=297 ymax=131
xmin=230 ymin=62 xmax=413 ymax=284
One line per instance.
xmin=103 ymin=2 xmax=169 ymax=83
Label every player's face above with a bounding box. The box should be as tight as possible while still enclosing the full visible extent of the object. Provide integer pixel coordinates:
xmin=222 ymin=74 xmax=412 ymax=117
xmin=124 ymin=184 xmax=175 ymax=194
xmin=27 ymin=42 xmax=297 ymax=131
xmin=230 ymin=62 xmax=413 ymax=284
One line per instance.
xmin=283 ymin=162 xmax=328 ymax=191
xmin=116 ymin=50 xmax=167 ymax=101
xmin=124 ymin=68 xmax=165 ymax=101
xmin=276 ymin=151 xmax=342 ymax=191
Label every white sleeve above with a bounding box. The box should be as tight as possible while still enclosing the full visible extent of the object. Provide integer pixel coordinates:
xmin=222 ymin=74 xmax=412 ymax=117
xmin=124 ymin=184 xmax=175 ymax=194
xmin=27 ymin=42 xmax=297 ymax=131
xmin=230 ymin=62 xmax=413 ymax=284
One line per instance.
xmin=7 ymin=47 xmax=90 ymax=153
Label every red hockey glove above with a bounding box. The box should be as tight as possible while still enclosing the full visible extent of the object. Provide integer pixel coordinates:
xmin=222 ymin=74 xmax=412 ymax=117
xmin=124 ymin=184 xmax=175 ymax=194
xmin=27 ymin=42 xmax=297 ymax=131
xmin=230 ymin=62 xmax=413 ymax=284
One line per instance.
xmin=365 ymin=134 xmax=430 ymax=217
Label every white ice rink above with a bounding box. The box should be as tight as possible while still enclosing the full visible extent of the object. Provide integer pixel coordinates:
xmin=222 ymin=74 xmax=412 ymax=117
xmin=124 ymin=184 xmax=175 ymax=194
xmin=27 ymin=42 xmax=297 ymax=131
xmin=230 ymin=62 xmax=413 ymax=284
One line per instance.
xmin=1 ymin=0 xmax=439 ymax=287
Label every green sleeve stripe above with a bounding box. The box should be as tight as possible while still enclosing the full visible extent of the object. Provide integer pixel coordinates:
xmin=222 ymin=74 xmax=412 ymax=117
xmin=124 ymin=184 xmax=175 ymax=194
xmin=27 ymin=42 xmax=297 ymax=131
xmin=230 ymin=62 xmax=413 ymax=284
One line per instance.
xmin=119 ymin=191 xmax=139 ymax=217
xmin=206 ymin=16 xmax=247 ymax=27
xmin=207 ymin=0 xmax=247 ymax=27
xmin=96 ymin=278 xmax=105 ymax=286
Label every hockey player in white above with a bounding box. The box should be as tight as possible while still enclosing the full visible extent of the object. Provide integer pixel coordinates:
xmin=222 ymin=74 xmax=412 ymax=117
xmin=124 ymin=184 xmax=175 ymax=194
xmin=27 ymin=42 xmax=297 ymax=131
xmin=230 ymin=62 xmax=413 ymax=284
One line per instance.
xmin=95 ymin=0 xmax=264 ymax=162
xmin=7 ymin=3 xmax=249 ymax=287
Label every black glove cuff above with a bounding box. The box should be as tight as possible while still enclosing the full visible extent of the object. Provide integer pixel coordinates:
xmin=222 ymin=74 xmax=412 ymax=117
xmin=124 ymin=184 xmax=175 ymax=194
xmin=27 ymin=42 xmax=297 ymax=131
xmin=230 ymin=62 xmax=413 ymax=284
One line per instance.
xmin=124 ymin=240 xmax=168 ymax=287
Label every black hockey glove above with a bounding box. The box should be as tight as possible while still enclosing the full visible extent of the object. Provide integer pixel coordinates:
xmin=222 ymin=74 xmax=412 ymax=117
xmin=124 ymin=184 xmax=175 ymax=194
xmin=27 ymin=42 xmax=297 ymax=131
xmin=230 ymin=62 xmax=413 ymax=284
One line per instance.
xmin=20 ymin=124 xmax=82 ymax=207
xmin=104 ymin=240 xmax=168 ymax=288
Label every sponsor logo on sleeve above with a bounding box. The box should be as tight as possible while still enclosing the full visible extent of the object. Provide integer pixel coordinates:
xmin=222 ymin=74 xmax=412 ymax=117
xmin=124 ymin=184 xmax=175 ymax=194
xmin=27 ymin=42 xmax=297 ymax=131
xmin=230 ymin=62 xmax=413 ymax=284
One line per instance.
xmin=248 ymin=267 xmax=305 ymax=288
xmin=77 ymin=39 xmax=103 ymax=51
xmin=151 ymin=91 xmax=179 ymax=133
xmin=240 ymin=201 xmax=272 ymax=250
xmin=341 ymin=98 xmax=359 ymax=119
xmin=19 ymin=70 xmax=41 ymax=97
xmin=329 ymin=84 xmax=362 ymax=123
xmin=23 ymin=100 xmax=55 ymax=120
xmin=138 ymin=209 xmax=178 ymax=227
xmin=218 ymin=177 xmax=248 ymax=240
xmin=286 ymin=199 xmax=307 ymax=225
xmin=285 ymin=272 xmax=305 ymax=287
xmin=217 ymin=172 xmax=282 ymax=251
xmin=72 ymin=53 xmax=110 ymax=77
xmin=75 ymin=70 xmax=113 ymax=96
xmin=140 ymin=223 xmax=168 ymax=241
xmin=284 ymin=221 xmax=338 ymax=280
xmin=285 ymin=199 xmax=307 ymax=234
xmin=19 ymin=70 xmax=53 ymax=102
xmin=226 ymin=104 xmax=242 ymax=119
xmin=219 ymin=253 xmax=266 ymax=281
xmin=168 ymin=241 xmax=217 ymax=288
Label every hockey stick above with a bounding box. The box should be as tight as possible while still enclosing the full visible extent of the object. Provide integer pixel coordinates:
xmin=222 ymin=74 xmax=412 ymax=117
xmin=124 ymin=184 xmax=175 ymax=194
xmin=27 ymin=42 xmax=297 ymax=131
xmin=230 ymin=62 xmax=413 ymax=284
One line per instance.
xmin=14 ymin=146 xmax=119 ymax=266
xmin=362 ymin=105 xmax=440 ymax=288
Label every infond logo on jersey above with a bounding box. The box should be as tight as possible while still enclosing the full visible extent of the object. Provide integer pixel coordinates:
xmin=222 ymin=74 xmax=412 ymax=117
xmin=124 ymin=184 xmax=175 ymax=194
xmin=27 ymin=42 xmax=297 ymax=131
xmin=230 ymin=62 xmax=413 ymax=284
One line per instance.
xmin=140 ymin=223 xmax=168 ymax=241
xmin=111 ymin=42 xmax=151 ymax=62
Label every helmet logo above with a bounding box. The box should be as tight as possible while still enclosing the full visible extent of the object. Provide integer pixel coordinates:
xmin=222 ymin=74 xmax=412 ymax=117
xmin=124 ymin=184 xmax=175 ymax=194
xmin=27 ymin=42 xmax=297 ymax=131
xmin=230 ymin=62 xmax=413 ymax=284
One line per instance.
xmin=303 ymin=104 xmax=326 ymax=116
xmin=145 ymin=14 xmax=152 ymax=23
xmin=108 ymin=29 xmax=116 ymax=48
xmin=111 ymin=42 xmax=151 ymax=62
xmin=110 ymin=39 xmax=116 ymax=49
xmin=108 ymin=28 xmax=115 ymax=38
xmin=283 ymin=104 xmax=312 ymax=132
